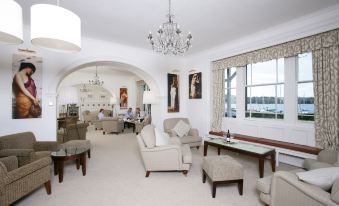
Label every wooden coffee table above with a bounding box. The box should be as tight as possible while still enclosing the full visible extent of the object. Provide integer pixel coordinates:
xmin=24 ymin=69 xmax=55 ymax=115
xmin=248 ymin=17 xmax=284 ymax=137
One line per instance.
xmin=51 ymin=148 xmax=88 ymax=183
xmin=204 ymin=138 xmax=276 ymax=178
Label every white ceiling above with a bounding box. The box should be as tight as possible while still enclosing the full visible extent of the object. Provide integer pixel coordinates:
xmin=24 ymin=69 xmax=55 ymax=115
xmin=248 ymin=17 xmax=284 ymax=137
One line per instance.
xmin=16 ymin=0 xmax=339 ymax=54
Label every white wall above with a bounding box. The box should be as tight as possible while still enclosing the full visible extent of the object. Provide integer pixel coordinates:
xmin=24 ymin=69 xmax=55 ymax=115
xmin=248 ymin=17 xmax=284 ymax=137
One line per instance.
xmin=0 ymin=26 xmax=185 ymax=140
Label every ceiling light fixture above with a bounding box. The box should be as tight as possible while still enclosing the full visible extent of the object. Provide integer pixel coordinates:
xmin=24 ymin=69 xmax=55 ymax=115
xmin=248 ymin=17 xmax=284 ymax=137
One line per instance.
xmin=89 ymin=66 xmax=104 ymax=86
xmin=148 ymin=0 xmax=192 ymax=55
xmin=30 ymin=1 xmax=81 ymax=52
xmin=0 ymin=0 xmax=23 ymax=44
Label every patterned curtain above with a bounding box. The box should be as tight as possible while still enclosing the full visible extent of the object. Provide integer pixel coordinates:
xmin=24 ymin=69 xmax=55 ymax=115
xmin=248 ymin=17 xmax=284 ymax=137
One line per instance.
xmin=313 ymin=46 xmax=339 ymax=150
xmin=211 ymin=65 xmax=224 ymax=132
xmin=136 ymin=80 xmax=146 ymax=110
xmin=211 ymin=29 xmax=339 ymax=147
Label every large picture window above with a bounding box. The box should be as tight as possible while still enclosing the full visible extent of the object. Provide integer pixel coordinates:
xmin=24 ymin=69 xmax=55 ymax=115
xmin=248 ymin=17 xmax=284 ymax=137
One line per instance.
xmin=297 ymin=52 xmax=314 ymax=121
xmin=225 ymin=67 xmax=236 ymax=118
xmin=246 ymin=59 xmax=284 ymax=119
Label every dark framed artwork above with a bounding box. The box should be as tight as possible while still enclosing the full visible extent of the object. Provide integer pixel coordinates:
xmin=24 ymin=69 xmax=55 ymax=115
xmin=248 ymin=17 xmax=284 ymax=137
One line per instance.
xmin=189 ymin=72 xmax=202 ymax=99
xmin=167 ymin=73 xmax=179 ymax=113
xmin=120 ymin=88 xmax=128 ymax=109
xmin=12 ymin=53 xmax=43 ymax=119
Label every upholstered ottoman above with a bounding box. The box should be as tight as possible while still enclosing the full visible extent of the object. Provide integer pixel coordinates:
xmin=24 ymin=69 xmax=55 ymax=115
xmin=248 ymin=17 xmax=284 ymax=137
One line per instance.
xmin=202 ymin=155 xmax=244 ymax=198
xmin=59 ymin=140 xmax=91 ymax=158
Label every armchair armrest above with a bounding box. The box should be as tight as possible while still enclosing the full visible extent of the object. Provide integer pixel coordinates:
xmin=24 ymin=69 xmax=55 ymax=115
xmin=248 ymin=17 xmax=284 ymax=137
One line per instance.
xmin=271 ymin=171 xmax=336 ymax=206
xmin=0 ymin=156 xmax=18 ymax=172
xmin=34 ymin=141 xmax=58 ymax=152
xmin=318 ymin=150 xmax=338 ymax=164
xmin=7 ymin=156 xmax=52 ymax=184
xmin=188 ymin=128 xmax=199 ymax=137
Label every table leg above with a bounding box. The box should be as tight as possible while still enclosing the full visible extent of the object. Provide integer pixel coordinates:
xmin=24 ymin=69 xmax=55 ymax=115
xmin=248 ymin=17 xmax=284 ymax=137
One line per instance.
xmin=259 ymin=158 xmax=264 ymax=178
xmin=203 ymin=144 xmax=208 ymax=156
xmin=58 ymin=160 xmax=64 ymax=183
xmin=218 ymin=148 xmax=221 ymax=155
xmin=271 ymin=152 xmax=276 ymax=172
xmin=53 ymin=160 xmax=58 ymax=175
xmin=81 ymin=154 xmax=86 ymax=176
xmin=76 ymin=158 xmax=80 ymax=170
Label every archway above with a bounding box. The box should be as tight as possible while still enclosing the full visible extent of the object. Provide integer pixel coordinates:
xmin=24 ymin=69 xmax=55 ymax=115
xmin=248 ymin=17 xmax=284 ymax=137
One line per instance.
xmin=54 ymin=59 xmax=162 ymax=130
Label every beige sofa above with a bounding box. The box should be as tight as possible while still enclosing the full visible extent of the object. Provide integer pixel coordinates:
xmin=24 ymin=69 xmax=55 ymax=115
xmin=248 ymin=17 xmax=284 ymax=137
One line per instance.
xmin=0 ymin=156 xmax=52 ymax=206
xmin=163 ymin=118 xmax=202 ymax=148
xmin=0 ymin=132 xmax=58 ymax=167
xmin=256 ymin=169 xmax=339 ymax=206
xmin=57 ymin=122 xmax=89 ymax=143
xmin=136 ymin=125 xmax=192 ymax=177
xmin=102 ymin=117 xmax=124 ymax=134
xmin=82 ymin=110 xmax=99 ymax=123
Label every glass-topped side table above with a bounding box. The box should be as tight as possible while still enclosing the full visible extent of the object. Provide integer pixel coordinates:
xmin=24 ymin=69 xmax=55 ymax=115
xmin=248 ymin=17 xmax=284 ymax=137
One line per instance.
xmin=51 ymin=147 xmax=88 ymax=183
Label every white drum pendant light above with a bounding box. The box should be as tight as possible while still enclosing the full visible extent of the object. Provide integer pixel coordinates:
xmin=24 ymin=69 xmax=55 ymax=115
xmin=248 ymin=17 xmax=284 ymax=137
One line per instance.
xmin=0 ymin=0 xmax=23 ymax=44
xmin=31 ymin=4 xmax=81 ymax=52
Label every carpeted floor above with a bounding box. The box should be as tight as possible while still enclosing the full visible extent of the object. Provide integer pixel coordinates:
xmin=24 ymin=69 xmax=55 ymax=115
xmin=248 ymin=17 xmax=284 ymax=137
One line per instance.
xmin=15 ymin=126 xmax=297 ymax=206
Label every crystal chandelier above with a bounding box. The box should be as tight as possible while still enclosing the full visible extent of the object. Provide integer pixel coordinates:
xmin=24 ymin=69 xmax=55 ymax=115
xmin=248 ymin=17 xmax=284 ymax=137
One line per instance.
xmin=89 ymin=66 xmax=104 ymax=86
xmin=148 ymin=0 xmax=192 ymax=55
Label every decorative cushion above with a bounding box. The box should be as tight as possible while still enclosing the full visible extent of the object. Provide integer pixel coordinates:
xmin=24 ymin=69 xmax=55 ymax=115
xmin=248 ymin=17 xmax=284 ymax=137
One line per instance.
xmin=154 ymin=127 xmax=170 ymax=146
xmin=172 ymin=120 xmax=191 ymax=138
xmin=141 ymin=125 xmax=156 ymax=148
xmin=331 ymin=178 xmax=339 ymax=204
xmin=296 ymin=167 xmax=339 ymax=190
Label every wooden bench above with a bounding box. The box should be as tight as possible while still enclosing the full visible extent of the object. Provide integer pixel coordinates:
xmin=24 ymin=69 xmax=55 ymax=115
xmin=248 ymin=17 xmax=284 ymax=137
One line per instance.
xmin=208 ymin=131 xmax=322 ymax=166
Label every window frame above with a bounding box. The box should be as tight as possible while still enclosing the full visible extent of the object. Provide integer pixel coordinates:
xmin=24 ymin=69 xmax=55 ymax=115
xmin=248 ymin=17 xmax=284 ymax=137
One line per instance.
xmin=245 ymin=59 xmax=284 ymax=120
xmin=224 ymin=67 xmax=237 ymax=118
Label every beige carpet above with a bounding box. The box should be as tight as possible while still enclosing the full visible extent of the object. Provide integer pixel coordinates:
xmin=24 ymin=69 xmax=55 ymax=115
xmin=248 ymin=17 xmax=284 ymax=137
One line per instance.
xmin=15 ymin=126 xmax=297 ymax=206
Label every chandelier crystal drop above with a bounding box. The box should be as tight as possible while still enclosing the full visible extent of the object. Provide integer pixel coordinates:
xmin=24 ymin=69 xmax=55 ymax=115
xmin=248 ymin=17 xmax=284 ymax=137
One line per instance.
xmin=148 ymin=0 xmax=192 ymax=55
xmin=89 ymin=66 xmax=104 ymax=86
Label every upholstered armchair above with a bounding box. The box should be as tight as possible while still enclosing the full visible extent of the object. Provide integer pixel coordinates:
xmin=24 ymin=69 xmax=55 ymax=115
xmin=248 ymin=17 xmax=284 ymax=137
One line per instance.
xmin=136 ymin=125 xmax=192 ymax=177
xmin=57 ymin=123 xmax=89 ymax=143
xmin=135 ymin=116 xmax=152 ymax=134
xmin=0 ymin=132 xmax=58 ymax=167
xmin=102 ymin=117 xmax=124 ymax=134
xmin=0 ymin=156 xmax=52 ymax=206
xmin=304 ymin=149 xmax=338 ymax=170
xmin=163 ymin=118 xmax=202 ymax=148
xmin=83 ymin=110 xmax=98 ymax=123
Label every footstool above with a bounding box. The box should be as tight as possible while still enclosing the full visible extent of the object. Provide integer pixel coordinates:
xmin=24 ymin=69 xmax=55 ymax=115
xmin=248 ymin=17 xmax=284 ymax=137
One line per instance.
xmin=59 ymin=140 xmax=91 ymax=158
xmin=202 ymin=155 xmax=244 ymax=198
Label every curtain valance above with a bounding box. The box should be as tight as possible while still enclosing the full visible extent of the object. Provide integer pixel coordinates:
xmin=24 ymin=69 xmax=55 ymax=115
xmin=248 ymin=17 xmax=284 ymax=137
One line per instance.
xmin=212 ymin=29 xmax=339 ymax=70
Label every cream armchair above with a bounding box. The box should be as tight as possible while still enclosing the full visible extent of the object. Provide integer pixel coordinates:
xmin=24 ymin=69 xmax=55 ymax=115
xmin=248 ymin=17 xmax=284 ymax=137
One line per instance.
xmin=102 ymin=117 xmax=124 ymax=134
xmin=136 ymin=125 xmax=192 ymax=177
xmin=163 ymin=118 xmax=202 ymax=149
xmin=135 ymin=116 xmax=152 ymax=134
xmin=304 ymin=149 xmax=338 ymax=170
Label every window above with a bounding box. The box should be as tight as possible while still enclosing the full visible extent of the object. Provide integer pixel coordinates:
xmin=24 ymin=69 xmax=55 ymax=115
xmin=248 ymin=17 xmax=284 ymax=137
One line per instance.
xmin=297 ymin=52 xmax=314 ymax=121
xmin=225 ymin=67 xmax=236 ymax=118
xmin=246 ymin=59 xmax=284 ymax=119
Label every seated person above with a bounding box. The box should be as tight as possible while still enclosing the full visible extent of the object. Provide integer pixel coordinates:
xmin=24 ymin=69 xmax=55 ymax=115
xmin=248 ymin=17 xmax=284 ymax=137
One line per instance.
xmin=134 ymin=107 xmax=144 ymax=122
xmin=98 ymin=108 xmax=105 ymax=120
xmin=124 ymin=108 xmax=134 ymax=120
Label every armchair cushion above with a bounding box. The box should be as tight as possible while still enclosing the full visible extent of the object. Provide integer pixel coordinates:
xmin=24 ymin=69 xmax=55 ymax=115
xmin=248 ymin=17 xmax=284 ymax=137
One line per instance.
xmin=154 ymin=128 xmax=170 ymax=146
xmin=297 ymin=167 xmax=339 ymax=190
xmin=0 ymin=156 xmax=18 ymax=172
xmin=172 ymin=120 xmax=191 ymax=138
xmin=0 ymin=149 xmax=35 ymax=167
xmin=141 ymin=125 xmax=156 ymax=148
xmin=331 ymin=178 xmax=339 ymax=204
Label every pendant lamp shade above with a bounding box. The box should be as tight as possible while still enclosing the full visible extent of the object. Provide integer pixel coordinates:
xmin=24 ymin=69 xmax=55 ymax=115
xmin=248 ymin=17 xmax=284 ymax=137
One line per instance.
xmin=0 ymin=0 xmax=23 ymax=44
xmin=31 ymin=4 xmax=81 ymax=52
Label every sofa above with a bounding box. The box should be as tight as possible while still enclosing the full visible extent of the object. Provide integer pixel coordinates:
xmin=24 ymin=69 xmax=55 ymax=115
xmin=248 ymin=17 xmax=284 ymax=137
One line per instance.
xmin=0 ymin=156 xmax=52 ymax=206
xmin=163 ymin=118 xmax=202 ymax=148
xmin=102 ymin=117 xmax=124 ymax=134
xmin=136 ymin=125 xmax=192 ymax=177
xmin=0 ymin=132 xmax=58 ymax=167
xmin=256 ymin=168 xmax=339 ymax=206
